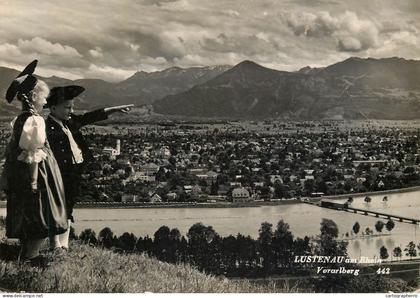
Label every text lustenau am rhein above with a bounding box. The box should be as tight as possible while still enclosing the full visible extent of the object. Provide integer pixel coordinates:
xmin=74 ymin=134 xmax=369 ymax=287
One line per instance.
xmin=294 ymin=255 xmax=387 ymax=276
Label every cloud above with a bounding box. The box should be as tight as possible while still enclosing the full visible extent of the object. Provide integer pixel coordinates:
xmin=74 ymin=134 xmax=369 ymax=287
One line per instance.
xmin=17 ymin=37 xmax=83 ymax=57
xmin=0 ymin=0 xmax=419 ymax=81
xmin=84 ymin=64 xmax=135 ymax=82
xmin=0 ymin=37 xmax=87 ymax=70
xmin=141 ymin=0 xmax=179 ymax=6
xmin=286 ymin=11 xmax=379 ymax=52
xmin=88 ymin=47 xmax=103 ymax=59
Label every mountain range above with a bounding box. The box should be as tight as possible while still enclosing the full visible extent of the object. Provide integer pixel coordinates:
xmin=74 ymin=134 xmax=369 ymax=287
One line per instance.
xmin=0 ymin=64 xmax=231 ymax=113
xmin=154 ymin=57 xmax=420 ymax=120
xmin=1 ymin=57 xmax=420 ymax=120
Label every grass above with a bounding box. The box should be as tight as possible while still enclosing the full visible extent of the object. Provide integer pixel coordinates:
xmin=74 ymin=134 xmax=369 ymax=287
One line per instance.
xmin=0 ymin=228 xmax=301 ymax=293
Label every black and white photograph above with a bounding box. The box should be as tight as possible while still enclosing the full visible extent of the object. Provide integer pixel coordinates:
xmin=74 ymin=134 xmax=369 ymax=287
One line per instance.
xmin=1 ymin=0 xmax=420 ymax=295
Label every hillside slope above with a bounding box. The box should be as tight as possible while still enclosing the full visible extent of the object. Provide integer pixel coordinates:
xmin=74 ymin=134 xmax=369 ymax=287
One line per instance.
xmin=0 ymin=228 xmax=291 ymax=293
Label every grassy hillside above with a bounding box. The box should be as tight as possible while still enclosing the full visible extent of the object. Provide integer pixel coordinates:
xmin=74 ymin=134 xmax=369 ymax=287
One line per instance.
xmin=0 ymin=228 xmax=297 ymax=293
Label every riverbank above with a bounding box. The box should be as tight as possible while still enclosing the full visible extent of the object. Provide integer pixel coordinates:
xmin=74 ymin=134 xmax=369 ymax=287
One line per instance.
xmin=1 ymin=185 xmax=420 ymax=210
xmin=73 ymin=199 xmax=301 ymax=209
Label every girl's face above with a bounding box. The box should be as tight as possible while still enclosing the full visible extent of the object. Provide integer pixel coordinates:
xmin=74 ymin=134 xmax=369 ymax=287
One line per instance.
xmin=32 ymin=80 xmax=49 ymax=113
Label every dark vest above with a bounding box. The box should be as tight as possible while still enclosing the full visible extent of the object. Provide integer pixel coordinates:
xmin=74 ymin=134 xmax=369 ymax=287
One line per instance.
xmin=46 ymin=109 xmax=108 ymax=174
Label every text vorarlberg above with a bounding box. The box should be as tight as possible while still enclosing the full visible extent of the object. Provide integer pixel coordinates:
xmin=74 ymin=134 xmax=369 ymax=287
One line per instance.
xmin=293 ymin=255 xmax=383 ymax=276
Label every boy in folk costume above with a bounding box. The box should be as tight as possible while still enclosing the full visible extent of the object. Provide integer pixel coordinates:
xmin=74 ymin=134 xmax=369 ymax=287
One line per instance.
xmin=45 ymin=86 xmax=132 ymax=250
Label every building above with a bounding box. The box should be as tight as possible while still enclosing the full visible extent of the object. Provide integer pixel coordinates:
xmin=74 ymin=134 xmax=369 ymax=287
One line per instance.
xmin=103 ymin=139 xmax=121 ymax=159
xmin=231 ymin=187 xmax=252 ymax=202
xmin=122 ymin=194 xmax=139 ymax=203
xmin=131 ymin=171 xmax=156 ymax=182
xmin=166 ymin=192 xmax=177 ymax=201
xmin=141 ymin=163 xmax=160 ymax=175
xmin=149 ymin=193 xmax=162 ymax=203
xmin=270 ymin=175 xmax=283 ymax=184
xmin=158 ymin=147 xmax=171 ymax=158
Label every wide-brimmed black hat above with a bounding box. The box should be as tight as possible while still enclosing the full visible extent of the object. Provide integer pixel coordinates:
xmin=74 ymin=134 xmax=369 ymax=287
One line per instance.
xmin=46 ymin=85 xmax=85 ymax=107
xmin=5 ymin=60 xmax=38 ymax=103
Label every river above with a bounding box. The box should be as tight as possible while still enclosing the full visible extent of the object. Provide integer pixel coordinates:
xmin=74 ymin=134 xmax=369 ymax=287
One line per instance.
xmin=1 ymin=190 xmax=420 ymax=260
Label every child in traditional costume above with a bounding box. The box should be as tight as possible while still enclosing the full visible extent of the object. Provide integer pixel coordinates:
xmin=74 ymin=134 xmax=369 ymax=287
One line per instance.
xmin=1 ymin=60 xmax=68 ymax=267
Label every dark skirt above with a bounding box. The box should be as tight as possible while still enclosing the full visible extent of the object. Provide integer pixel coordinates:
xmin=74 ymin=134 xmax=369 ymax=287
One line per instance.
xmin=4 ymin=147 xmax=68 ymax=239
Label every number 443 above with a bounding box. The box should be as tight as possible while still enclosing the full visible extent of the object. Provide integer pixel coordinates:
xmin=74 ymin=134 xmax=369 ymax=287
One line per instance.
xmin=376 ymin=268 xmax=390 ymax=274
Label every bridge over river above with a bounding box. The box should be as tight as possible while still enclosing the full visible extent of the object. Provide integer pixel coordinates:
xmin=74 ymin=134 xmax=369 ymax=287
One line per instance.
xmin=303 ymin=200 xmax=420 ymax=225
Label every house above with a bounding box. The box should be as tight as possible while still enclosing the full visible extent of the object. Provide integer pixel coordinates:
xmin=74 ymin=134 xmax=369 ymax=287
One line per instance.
xmin=166 ymin=192 xmax=177 ymax=201
xmin=149 ymin=193 xmax=162 ymax=203
xmin=158 ymin=147 xmax=171 ymax=158
xmin=141 ymin=163 xmax=160 ymax=175
xmin=184 ymin=185 xmax=193 ymax=193
xmin=102 ymin=139 xmax=121 ymax=160
xmin=289 ymin=175 xmax=298 ymax=182
xmin=131 ymin=171 xmax=156 ymax=182
xmin=356 ymin=177 xmax=367 ymax=183
xmin=270 ymin=175 xmax=283 ymax=184
xmin=304 ymin=169 xmax=314 ymax=175
xmin=122 ymin=194 xmax=139 ymax=203
xmin=206 ymin=171 xmax=218 ymax=182
xmin=191 ymin=185 xmax=202 ymax=195
xmin=231 ymin=187 xmax=252 ymax=202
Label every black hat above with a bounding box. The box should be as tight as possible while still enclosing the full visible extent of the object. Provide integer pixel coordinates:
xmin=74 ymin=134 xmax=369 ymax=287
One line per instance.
xmin=46 ymin=85 xmax=85 ymax=107
xmin=5 ymin=60 xmax=38 ymax=103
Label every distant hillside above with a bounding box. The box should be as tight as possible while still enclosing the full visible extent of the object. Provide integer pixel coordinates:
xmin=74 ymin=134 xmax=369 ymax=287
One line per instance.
xmin=153 ymin=57 xmax=420 ymax=120
xmin=0 ymin=65 xmax=231 ymax=113
xmin=3 ymin=57 xmax=420 ymax=120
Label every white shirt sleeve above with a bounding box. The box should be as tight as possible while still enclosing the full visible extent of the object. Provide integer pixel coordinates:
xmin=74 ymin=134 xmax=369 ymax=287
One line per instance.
xmin=16 ymin=115 xmax=47 ymax=164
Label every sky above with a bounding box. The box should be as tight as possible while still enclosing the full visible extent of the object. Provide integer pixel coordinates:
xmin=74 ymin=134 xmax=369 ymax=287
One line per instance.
xmin=0 ymin=0 xmax=419 ymax=82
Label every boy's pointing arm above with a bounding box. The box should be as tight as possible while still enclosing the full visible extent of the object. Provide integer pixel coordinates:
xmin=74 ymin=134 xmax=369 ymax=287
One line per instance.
xmin=71 ymin=104 xmax=134 ymax=127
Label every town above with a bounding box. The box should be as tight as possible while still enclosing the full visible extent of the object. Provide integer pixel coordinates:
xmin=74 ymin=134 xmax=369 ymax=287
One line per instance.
xmin=1 ymin=119 xmax=420 ymax=205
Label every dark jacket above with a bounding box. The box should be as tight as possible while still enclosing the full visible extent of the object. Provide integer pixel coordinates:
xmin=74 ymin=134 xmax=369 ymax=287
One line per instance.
xmin=46 ymin=109 xmax=108 ymax=174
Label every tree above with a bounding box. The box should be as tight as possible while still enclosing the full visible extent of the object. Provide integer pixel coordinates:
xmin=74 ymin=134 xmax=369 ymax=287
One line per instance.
xmin=117 ymin=232 xmax=137 ymax=252
xmin=153 ymin=225 xmax=176 ymax=262
xmin=221 ymin=235 xmax=238 ymax=273
xmin=318 ymin=219 xmax=347 ymax=257
xmin=79 ymin=229 xmax=97 ymax=245
xmin=258 ymin=222 xmax=274 ymax=275
xmin=352 ymin=222 xmax=360 ymax=235
xmin=405 ymin=241 xmax=417 ymax=259
xmin=320 ymin=218 xmax=339 ymax=238
xmin=364 ymin=196 xmax=372 ymax=203
xmin=375 ymin=221 xmax=385 ymax=233
xmin=187 ymin=223 xmax=220 ymax=272
xmin=386 ymin=220 xmax=395 ymax=232
xmin=380 ymin=246 xmax=389 ymax=260
xmin=98 ymin=227 xmax=114 ymax=249
xmin=272 ymin=220 xmax=294 ymax=272
xmin=393 ymin=247 xmax=402 ymax=260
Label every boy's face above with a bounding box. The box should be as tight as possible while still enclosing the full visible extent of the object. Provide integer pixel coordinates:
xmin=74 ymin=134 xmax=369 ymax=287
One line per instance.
xmin=50 ymin=99 xmax=74 ymax=121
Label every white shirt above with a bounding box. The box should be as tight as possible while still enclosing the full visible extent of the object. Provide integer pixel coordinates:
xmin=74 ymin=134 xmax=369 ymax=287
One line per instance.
xmin=11 ymin=114 xmax=47 ymax=164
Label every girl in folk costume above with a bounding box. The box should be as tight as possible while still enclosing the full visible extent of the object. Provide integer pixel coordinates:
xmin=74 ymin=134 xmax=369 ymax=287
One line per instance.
xmin=0 ymin=60 xmax=68 ymax=267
